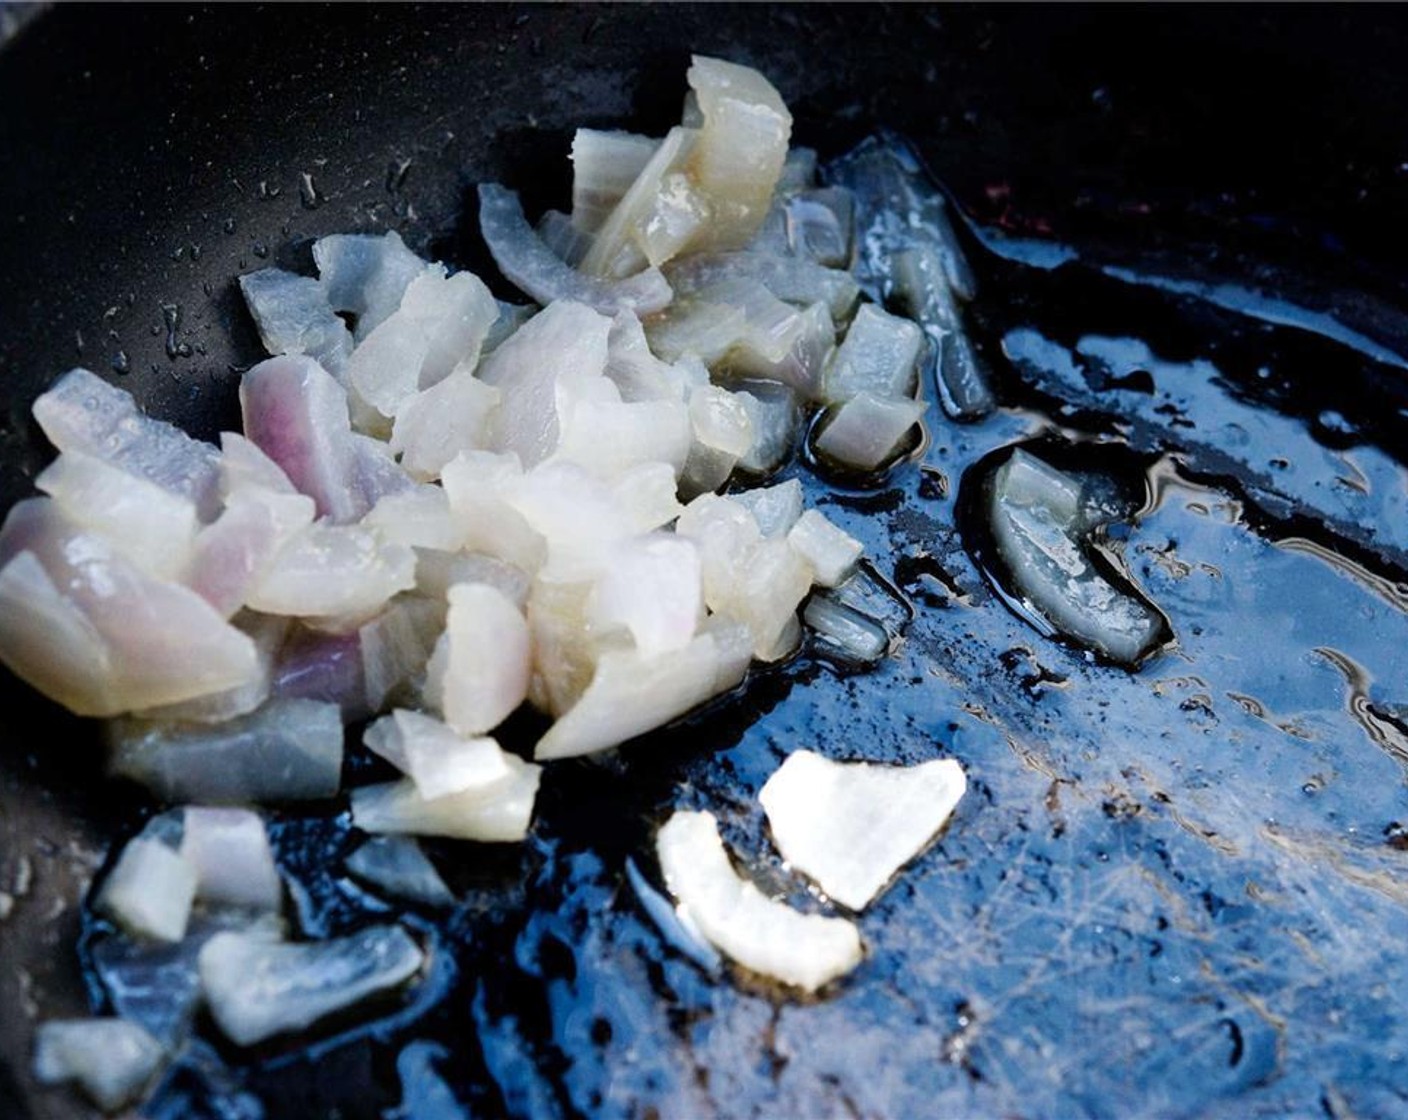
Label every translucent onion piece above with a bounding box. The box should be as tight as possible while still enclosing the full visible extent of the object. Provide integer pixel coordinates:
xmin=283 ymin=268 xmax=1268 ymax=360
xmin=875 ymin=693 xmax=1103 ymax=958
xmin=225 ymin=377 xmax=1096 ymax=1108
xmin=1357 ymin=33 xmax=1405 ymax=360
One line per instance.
xmin=760 ymin=751 xmax=965 ymax=910
xmin=588 ymin=534 xmax=703 ymax=656
xmin=351 ymin=752 xmax=541 ymax=842
xmin=440 ymin=452 xmax=546 ymax=575
xmin=424 ymin=582 xmax=530 ymax=736
xmin=534 ymin=621 xmax=751 ymax=760
xmin=413 ymin=549 xmax=530 ymax=607
xmin=218 ymin=431 xmax=300 ymax=498
xmin=313 ymin=230 xmax=427 ymax=342
xmin=359 ymin=596 xmax=444 ymax=713
xmin=611 ymin=462 xmax=684 ymax=534
xmin=500 ymin=460 xmax=638 ymax=581
xmin=363 ymin=709 xmax=514 ymax=801
xmin=179 ymin=807 xmax=282 ymax=912
xmin=685 ymin=55 xmax=793 ymax=253
xmin=483 ymin=300 xmax=537 ymax=355
xmin=33 ymin=1019 xmax=166 ymax=1112
xmin=536 ymin=208 xmax=595 ymax=268
xmin=812 ymin=392 xmax=926 ymax=473
xmin=553 ymin=388 xmax=692 ymax=483
xmin=363 ymin=486 xmax=463 ymax=551
xmin=890 ymin=245 xmax=995 ymax=420
xmin=524 ymin=575 xmax=598 ymax=718
xmin=570 ymin=129 xmax=660 ymax=233
xmin=624 ymin=856 xmax=721 ymax=974
xmin=108 ymin=697 xmax=344 ymax=804
xmin=0 ymin=500 xmax=260 ymax=716
xmin=801 ymin=595 xmax=889 ymax=664
xmin=822 ymin=303 xmax=924 ymax=405
xmin=345 ymin=836 xmax=455 ymax=908
xmin=32 ymin=368 xmax=222 ymax=521
xmin=270 ymin=625 xmax=367 ymax=717
xmin=734 ymin=381 xmax=801 ymax=476
xmin=732 ymin=478 xmax=803 ymax=538
xmin=95 ymin=837 xmax=197 ymax=942
xmin=478 ymin=184 xmax=673 ymax=316
xmin=787 ymin=508 xmax=863 ymax=587
xmin=656 ymin=809 xmax=862 ymax=992
xmin=663 ymin=250 xmax=861 ymax=323
xmin=238 ymin=268 xmax=353 ymax=374
xmin=777 ymin=147 xmax=818 ymax=193
xmin=680 ymin=384 xmax=755 ymax=497
xmin=390 ymin=369 xmax=501 ymax=483
xmin=784 ymin=187 xmax=856 ymax=268
xmin=198 ymin=925 xmax=424 ymax=1046
xmin=187 ymin=490 xmax=316 ymax=618
xmin=246 ymin=522 xmax=416 ymax=621
xmin=989 ymin=450 xmax=1166 ymax=664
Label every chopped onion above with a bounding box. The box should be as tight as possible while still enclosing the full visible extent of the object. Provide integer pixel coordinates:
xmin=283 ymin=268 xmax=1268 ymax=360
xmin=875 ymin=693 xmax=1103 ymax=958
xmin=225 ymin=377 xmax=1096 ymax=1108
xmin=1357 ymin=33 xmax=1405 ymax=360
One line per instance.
xmin=345 ymin=836 xmax=455 ymax=908
xmin=801 ymin=595 xmax=890 ymax=664
xmin=587 ymin=534 xmax=703 ymax=656
xmin=478 ymin=183 xmax=674 ymax=316
xmin=656 ymin=809 xmax=863 ymax=992
xmin=179 ymin=807 xmax=282 ymax=912
xmin=821 ymin=303 xmax=924 ymax=405
xmin=786 ymin=508 xmax=863 ymax=587
xmin=662 ymin=251 xmax=860 ymax=322
xmin=108 ymin=697 xmax=344 ymax=804
xmin=423 ymin=582 xmax=530 ymax=736
xmin=759 ymin=751 xmax=966 ymax=910
xmin=732 ymin=478 xmax=803 ymax=538
xmin=313 ymin=230 xmax=427 ymax=342
xmin=351 ymin=751 xmax=541 ymax=842
xmin=187 ymin=489 xmax=316 ymax=618
xmin=33 ymin=1018 xmax=166 ymax=1112
xmin=363 ymin=708 xmax=514 ymax=801
xmin=733 ymin=381 xmax=802 ymax=476
xmin=198 ymin=924 xmax=424 ymax=1046
xmin=812 ymin=391 xmax=926 ymax=473
xmin=570 ymin=129 xmax=661 ymax=234
xmin=359 ymin=596 xmax=444 ymax=713
xmin=246 ymin=522 xmax=416 ymax=621
xmin=890 ymin=245 xmax=995 ymax=419
xmin=96 ymin=837 xmax=197 ymax=943
xmin=624 ymin=856 xmax=720 ymax=974
xmin=238 ymin=268 xmax=353 ymax=375
xmin=413 ymin=548 xmax=530 ymax=607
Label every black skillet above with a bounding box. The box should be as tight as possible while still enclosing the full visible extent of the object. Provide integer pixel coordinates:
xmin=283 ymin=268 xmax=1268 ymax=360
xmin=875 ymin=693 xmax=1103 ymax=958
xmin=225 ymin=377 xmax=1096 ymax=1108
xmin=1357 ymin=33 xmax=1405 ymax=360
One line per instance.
xmin=4 ymin=6 xmax=1408 ymax=1119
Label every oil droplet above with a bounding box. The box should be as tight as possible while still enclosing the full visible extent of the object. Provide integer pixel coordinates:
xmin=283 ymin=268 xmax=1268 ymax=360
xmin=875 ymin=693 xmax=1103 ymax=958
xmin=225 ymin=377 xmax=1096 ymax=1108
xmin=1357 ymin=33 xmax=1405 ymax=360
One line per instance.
xmin=252 ymin=242 xmax=269 ymax=260
xmin=161 ymin=303 xmax=187 ymax=360
xmin=386 ymin=157 xmax=413 ymax=193
xmin=299 ymin=172 xmax=324 ymax=210
xmin=223 ymin=217 xmax=237 ymax=235
xmin=111 ymin=350 xmax=130 ymax=375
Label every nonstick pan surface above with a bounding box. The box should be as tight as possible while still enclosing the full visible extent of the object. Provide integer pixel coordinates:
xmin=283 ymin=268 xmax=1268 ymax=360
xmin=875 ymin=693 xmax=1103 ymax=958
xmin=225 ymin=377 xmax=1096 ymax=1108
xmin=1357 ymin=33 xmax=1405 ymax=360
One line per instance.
xmin=3 ymin=6 xmax=1408 ymax=1119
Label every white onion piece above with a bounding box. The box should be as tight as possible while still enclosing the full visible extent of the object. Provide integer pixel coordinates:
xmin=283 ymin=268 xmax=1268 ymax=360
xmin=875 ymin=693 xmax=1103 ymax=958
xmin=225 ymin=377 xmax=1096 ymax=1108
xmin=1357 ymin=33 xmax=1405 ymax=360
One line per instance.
xmin=345 ymin=836 xmax=454 ymax=908
xmin=32 ymin=368 xmax=222 ymax=521
xmin=822 ymin=303 xmax=924 ymax=404
xmin=246 ymin=522 xmax=416 ymax=621
xmin=359 ymin=596 xmax=443 ymax=713
xmin=656 ymin=810 xmax=862 ymax=992
xmin=681 ymin=383 xmax=754 ymax=497
xmin=685 ymin=55 xmax=793 ymax=252
xmin=239 ymin=355 xmax=365 ymax=523
xmin=314 ymin=230 xmax=427 ymax=342
xmin=187 ymin=490 xmax=316 ymax=618
xmin=732 ymin=478 xmax=803 ymax=538
xmin=536 ymin=208 xmax=595 ymax=268
xmin=676 ymin=493 xmax=763 ymax=607
xmin=363 ymin=709 xmax=514 ymax=801
xmin=477 ymin=300 xmax=613 ymax=468
xmin=760 ymin=751 xmax=967 ymax=910
xmin=413 ymin=549 xmax=530 ymax=608
xmin=588 ymin=534 xmax=703 ymax=656
xmin=364 ymin=486 xmax=462 ymax=551
xmin=624 ymin=856 xmax=720 ymax=974
xmin=890 ymin=245 xmax=994 ymax=420
xmin=611 ymin=463 xmax=684 ymax=533
xmin=534 ymin=620 xmax=751 ymax=760
xmin=524 ymin=576 xmax=598 ymax=718
xmin=501 ymin=461 xmax=637 ymax=581
xmin=787 ymin=509 xmax=862 ymax=588
xmin=605 ymin=310 xmax=696 ymax=403
xmin=440 ymin=452 xmax=546 ymax=575
xmin=179 ymin=807 xmax=282 ymax=912
xmin=198 ymin=924 xmax=424 ymax=1046
xmin=801 ymin=595 xmax=889 ymax=664
xmin=570 ymin=129 xmax=660 ymax=233
xmin=553 ymin=385 xmax=692 ymax=483
xmin=662 ymin=251 xmax=860 ymax=322
xmin=238 ymin=268 xmax=353 ymax=375
xmin=96 ymin=837 xmax=197 ymax=943
xmin=390 ymin=365 xmax=501 ymax=482
xmin=108 ymin=697 xmax=344 ymax=804
xmin=734 ymin=382 xmax=801 ymax=476
xmin=33 ymin=1018 xmax=166 ymax=1112
xmin=813 ymin=392 xmax=926 ymax=473
xmin=351 ymin=752 xmax=541 ymax=842
xmin=989 ymin=450 xmax=1165 ymax=664
xmin=348 ymin=267 xmax=497 ymax=419
xmin=0 ymin=499 xmax=260 ymax=716
xmin=134 ymin=612 xmax=287 ymax=726
xmin=424 ymin=582 xmax=530 ymax=736
xmin=218 ymin=431 xmax=300 ymax=497
xmin=478 ymin=184 xmax=674 ymax=316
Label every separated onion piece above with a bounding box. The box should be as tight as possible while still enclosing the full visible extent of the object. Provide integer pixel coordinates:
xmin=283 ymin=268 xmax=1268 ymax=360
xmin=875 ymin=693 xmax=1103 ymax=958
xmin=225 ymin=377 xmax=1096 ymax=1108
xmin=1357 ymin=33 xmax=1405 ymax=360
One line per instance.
xmin=108 ymin=697 xmax=344 ymax=804
xmin=198 ymin=924 xmax=425 ymax=1046
xmin=783 ymin=187 xmax=856 ymax=269
xmin=821 ymin=303 xmax=924 ymax=405
xmin=812 ymin=391 xmax=926 ymax=474
xmin=363 ymin=709 xmax=515 ymax=801
xmin=570 ymin=129 xmax=660 ymax=234
xmin=423 ymin=582 xmax=530 ymax=736
xmin=351 ymin=751 xmax=541 ymax=842
xmin=605 ymin=310 xmax=700 ymax=404
xmin=759 ymin=751 xmax=967 ymax=910
xmin=681 ymin=384 xmax=755 ymax=497
xmin=359 ymin=596 xmax=444 ymax=713
xmin=345 ymin=836 xmax=455 ymax=908
xmin=96 ymin=837 xmax=197 ymax=942
xmin=890 ymin=245 xmax=995 ymax=420
xmin=0 ymin=499 xmax=261 ymax=716
xmin=624 ymin=856 xmax=721 ymax=974
xmin=36 ymin=450 xmax=200 ymax=582
xmin=390 ymin=366 xmax=501 ymax=482
xmin=245 ymin=522 xmax=416 ymax=622
xmin=786 ymin=509 xmax=863 ymax=588
xmin=179 ymin=807 xmax=282 ymax=912
xmin=187 ymin=489 xmax=317 ymax=618
xmin=478 ymin=184 xmax=674 ymax=316
xmin=801 ymin=595 xmax=890 ymax=665
xmin=33 ymin=1018 xmax=166 ymax=1113
xmin=524 ymin=575 xmax=599 ymax=718
xmin=732 ymin=478 xmax=803 ymax=538
xmin=313 ymin=230 xmax=427 ymax=342
xmin=534 ymin=619 xmax=752 ymax=760
xmin=988 ymin=449 xmax=1167 ymax=664
xmin=656 ymin=810 xmax=862 ymax=992
xmin=238 ymin=268 xmax=353 ymax=375
xmin=587 ymin=534 xmax=703 ymax=656
xmin=662 ymin=251 xmax=861 ymax=322
xmin=499 ymin=460 xmax=638 ymax=581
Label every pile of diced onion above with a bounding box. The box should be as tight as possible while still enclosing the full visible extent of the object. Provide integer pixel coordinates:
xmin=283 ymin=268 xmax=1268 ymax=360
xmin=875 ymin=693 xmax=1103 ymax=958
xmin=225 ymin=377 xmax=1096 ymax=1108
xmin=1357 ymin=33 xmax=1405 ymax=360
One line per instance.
xmin=9 ymin=56 xmax=989 ymax=1111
